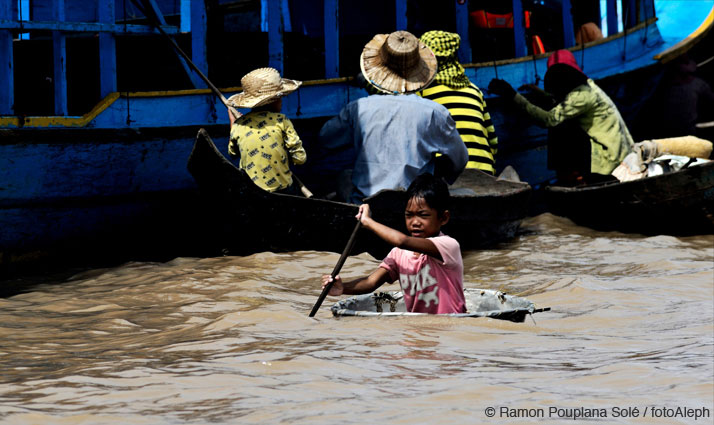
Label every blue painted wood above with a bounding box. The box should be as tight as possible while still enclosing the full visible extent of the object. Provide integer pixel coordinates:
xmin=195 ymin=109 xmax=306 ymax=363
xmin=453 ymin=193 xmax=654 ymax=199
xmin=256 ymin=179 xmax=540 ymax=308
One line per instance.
xmin=395 ymin=0 xmax=406 ymax=30
xmin=268 ymin=0 xmax=283 ymax=73
xmin=98 ymin=0 xmax=117 ymax=98
xmin=607 ymin=0 xmax=619 ymax=37
xmin=145 ymin=0 xmax=167 ymax=25
xmin=0 ymin=2 xmax=12 ymax=115
xmin=190 ymin=0 xmax=207 ymax=88
xmin=141 ymin=0 xmax=200 ymax=88
xmin=18 ymin=0 xmax=29 ymax=39
xmin=0 ymin=137 xmax=201 ymax=203
xmin=180 ymin=0 xmax=190 ymax=32
xmin=52 ymin=0 xmax=68 ymax=116
xmin=0 ymin=20 xmax=180 ymax=33
xmin=323 ymin=0 xmax=339 ymax=78
xmin=455 ymin=0 xmax=471 ymax=63
xmin=512 ymin=0 xmax=526 ymax=57
xmin=561 ymin=0 xmax=575 ymax=48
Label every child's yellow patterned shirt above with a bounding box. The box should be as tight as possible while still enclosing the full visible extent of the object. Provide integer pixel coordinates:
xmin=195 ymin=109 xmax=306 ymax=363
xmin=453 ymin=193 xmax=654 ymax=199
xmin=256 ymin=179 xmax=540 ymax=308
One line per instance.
xmin=229 ymin=111 xmax=306 ymax=192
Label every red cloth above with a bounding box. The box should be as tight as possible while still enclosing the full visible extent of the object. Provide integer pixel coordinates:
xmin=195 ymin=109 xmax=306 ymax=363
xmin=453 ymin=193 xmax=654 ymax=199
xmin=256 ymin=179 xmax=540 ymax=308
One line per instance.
xmin=547 ymin=49 xmax=583 ymax=73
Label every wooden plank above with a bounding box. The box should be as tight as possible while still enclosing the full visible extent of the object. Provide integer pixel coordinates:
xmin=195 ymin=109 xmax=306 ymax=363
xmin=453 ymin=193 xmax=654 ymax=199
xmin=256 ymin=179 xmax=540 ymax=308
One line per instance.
xmin=395 ymin=0 xmax=407 ymax=30
xmin=0 ymin=1 xmax=12 ymax=114
xmin=98 ymin=0 xmax=117 ymax=97
xmin=144 ymin=0 xmax=167 ymax=25
xmin=561 ymin=0 xmax=575 ymax=48
xmin=455 ymin=0 xmax=471 ymax=63
xmin=268 ymin=0 xmax=283 ymax=73
xmin=191 ymin=0 xmax=208 ymax=89
xmin=512 ymin=0 xmax=526 ymax=57
xmin=180 ymin=0 xmax=190 ymax=32
xmin=0 ymin=20 xmax=180 ymax=34
xmin=324 ymin=0 xmax=339 ymax=78
xmin=53 ymin=0 xmax=68 ymax=116
xmin=606 ymin=0 xmax=619 ymax=37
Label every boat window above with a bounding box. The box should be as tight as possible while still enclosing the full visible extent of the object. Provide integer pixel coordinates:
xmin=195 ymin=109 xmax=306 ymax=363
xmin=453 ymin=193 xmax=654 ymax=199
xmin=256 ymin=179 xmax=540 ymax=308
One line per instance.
xmin=468 ymin=0 xmax=564 ymax=61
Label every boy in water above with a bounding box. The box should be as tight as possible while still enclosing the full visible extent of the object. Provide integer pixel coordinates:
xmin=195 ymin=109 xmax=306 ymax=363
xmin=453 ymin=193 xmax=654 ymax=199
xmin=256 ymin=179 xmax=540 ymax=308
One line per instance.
xmin=321 ymin=174 xmax=465 ymax=314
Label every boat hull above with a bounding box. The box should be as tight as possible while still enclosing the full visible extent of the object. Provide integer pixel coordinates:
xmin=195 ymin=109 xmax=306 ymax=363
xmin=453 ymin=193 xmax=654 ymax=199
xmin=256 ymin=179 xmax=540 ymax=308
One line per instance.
xmin=0 ymin=125 xmax=227 ymax=275
xmin=544 ymin=162 xmax=714 ymax=235
xmin=187 ymin=129 xmax=532 ymax=259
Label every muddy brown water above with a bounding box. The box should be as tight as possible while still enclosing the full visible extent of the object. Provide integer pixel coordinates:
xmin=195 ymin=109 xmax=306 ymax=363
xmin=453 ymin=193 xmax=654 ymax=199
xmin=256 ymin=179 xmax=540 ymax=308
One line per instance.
xmin=1 ymin=214 xmax=712 ymax=424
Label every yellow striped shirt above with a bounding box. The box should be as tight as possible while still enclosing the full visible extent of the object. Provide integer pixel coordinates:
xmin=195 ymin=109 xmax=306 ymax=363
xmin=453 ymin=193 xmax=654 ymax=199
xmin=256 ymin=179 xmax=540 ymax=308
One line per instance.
xmin=420 ymin=84 xmax=498 ymax=174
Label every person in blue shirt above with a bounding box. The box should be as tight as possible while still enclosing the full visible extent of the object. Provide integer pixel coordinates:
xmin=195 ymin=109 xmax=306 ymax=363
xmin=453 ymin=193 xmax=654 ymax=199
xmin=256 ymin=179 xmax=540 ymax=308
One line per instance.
xmin=319 ymin=31 xmax=468 ymax=204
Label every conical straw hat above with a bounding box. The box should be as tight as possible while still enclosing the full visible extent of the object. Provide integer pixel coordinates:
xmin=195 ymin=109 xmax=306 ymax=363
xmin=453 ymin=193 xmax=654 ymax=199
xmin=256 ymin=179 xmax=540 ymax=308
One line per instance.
xmin=360 ymin=31 xmax=437 ymax=94
xmin=227 ymin=67 xmax=302 ymax=108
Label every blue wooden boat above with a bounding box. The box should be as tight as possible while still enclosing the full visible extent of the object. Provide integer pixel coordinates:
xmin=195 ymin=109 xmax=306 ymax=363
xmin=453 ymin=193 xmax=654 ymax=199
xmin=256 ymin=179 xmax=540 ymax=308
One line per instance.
xmin=1 ymin=0 xmax=712 ymax=274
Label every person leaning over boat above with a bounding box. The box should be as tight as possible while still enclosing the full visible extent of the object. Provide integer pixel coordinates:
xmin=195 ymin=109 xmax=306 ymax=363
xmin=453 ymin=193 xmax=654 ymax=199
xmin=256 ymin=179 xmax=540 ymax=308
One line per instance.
xmin=226 ymin=67 xmax=307 ymax=195
xmin=319 ymin=31 xmax=468 ymax=204
xmin=418 ymin=30 xmax=498 ymax=175
xmin=489 ymin=49 xmax=634 ymax=185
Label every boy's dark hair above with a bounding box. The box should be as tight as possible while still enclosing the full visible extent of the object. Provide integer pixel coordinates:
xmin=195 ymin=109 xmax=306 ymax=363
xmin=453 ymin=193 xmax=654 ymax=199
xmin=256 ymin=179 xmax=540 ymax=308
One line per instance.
xmin=406 ymin=173 xmax=450 ymax=215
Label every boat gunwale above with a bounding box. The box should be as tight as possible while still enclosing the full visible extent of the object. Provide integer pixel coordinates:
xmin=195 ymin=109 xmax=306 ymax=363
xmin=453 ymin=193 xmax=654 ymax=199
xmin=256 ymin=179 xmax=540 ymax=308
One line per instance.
xmin=330 ymin=289 xmax=538 ymax=320
xmin=461 ymin=17 xmax=659 ymax=69
xmin=544 ymin=161 xmax=714 ymax=194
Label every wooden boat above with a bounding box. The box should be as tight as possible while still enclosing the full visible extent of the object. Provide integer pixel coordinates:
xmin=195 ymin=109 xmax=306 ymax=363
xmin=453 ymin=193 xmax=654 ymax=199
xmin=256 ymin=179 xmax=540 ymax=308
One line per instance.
xmin=3 ymin=0 xmax=711 ymax=273
xmin=331 ymin=288 xmax=550 ymax=323
xmin=187 ymin=129 xmax=532 ymax=258
xmin=544 ymin=161 xmax=714 ymax=235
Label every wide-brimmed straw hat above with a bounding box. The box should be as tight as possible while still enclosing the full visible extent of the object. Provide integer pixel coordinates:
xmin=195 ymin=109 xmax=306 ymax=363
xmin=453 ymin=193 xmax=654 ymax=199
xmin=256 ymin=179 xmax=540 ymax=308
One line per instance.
xmin=227 ymin=67 xmax=302 ymax=108
xmin=360 ymin=31 xmax=437 ymax=94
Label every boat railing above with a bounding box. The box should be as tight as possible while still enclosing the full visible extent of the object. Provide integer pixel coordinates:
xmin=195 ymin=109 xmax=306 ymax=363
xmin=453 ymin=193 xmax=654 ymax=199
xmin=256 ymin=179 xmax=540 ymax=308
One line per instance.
xmin=0 ymin=0 xmax=658 ymax=121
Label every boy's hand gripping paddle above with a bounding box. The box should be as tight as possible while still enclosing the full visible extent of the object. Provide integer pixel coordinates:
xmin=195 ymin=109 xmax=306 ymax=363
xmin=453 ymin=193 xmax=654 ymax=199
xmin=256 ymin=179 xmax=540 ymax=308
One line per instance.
xmin=309 ymin=220 xmax=361 ymax=317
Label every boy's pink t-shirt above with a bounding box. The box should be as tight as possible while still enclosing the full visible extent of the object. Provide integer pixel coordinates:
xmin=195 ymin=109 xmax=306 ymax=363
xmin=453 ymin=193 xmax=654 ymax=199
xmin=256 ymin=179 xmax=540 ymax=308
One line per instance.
xmin=379 ymin=234 xmax=466 ymax=314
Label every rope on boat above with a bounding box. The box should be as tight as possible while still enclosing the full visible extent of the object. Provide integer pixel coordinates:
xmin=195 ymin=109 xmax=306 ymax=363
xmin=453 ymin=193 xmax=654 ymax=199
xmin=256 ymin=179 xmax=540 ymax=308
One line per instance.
xmin=530 ymin=51 xmax=540 ymax=85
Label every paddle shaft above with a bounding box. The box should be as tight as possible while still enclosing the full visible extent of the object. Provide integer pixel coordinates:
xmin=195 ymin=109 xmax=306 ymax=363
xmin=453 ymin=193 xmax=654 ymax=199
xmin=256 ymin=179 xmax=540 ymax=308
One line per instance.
xmin=129 ymin=0 xmax=241 ymax=119
xmin=308 ymin=220 xmax=362 ymax=317
xmin=292 ymin=174 xmax=313 ymax=198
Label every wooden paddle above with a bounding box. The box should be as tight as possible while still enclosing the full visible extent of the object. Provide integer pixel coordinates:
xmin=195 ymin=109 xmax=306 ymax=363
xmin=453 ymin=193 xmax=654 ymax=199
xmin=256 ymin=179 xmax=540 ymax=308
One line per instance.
xmin=308 ymin=220 xmax=361 ymax=317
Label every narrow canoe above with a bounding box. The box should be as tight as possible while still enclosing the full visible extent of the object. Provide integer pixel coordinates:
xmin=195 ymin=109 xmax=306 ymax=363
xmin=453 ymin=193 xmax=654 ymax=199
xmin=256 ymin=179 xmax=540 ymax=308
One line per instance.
xmin=331 ymin=288 xmax=549 ymax=323
xmin=544 ymin=161 xmax=714 ymax=235
xmin=187 ymin=129 xmax=532 ymax=258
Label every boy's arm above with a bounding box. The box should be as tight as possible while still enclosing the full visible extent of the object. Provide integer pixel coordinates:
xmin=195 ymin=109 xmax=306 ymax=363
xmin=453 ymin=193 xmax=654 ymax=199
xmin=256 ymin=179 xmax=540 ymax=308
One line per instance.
xmin=322 ymin=267 xmax=392 ymax=295
xmin=283 ymin=118 xmax=306 ymax=165
xmin=358 ymin=205 xmax=443 ymax=262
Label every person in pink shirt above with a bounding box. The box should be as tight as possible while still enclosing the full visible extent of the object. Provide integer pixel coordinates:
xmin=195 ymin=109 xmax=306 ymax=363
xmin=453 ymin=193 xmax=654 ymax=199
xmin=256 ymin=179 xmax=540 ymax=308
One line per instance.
xmin=321 ymin=174 xmax=466 ymax=314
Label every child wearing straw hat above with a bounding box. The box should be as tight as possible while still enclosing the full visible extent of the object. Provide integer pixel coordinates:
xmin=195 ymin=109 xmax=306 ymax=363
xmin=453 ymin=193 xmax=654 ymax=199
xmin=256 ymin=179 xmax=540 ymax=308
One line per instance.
xmin=319 ymin=31 xmax=468 ymax=204
xmin=226 ymin=67 xmax=307 ymax=195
